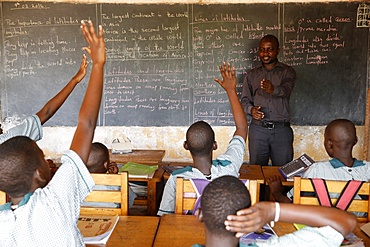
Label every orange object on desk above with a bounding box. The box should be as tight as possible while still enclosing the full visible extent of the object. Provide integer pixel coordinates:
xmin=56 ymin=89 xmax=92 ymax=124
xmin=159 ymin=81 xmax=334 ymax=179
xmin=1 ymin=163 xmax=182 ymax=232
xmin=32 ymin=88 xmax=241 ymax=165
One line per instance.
xmin=85 ymin=216 xmax=159 ymax=247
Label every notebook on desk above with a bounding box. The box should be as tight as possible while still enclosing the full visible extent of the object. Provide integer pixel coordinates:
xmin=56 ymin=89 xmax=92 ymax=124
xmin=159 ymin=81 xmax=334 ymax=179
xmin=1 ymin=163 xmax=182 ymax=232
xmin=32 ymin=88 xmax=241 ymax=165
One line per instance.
xmin=278 ymin=154 xmax=315 ymax=180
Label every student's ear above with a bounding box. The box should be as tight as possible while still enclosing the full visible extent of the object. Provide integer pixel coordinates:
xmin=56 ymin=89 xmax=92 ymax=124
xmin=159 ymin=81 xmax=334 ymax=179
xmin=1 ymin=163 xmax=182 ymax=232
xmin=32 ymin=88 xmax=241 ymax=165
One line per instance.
xmin=213 ymin=141 xmax=217 ymax=150
xmin=354 ymin=136 xmax=358 ymax=146
xmin=195 ymin=208 xmax=203 ymax=222
xmin=183 ymin=141 xmax=189 ymax=150
xmin=327 ymin=139 xmax=333 ymax=148
xmin=103 ymin=161 xmax=108 ymax=169
xmin=35 ymin=169 xmax=47 ymax=185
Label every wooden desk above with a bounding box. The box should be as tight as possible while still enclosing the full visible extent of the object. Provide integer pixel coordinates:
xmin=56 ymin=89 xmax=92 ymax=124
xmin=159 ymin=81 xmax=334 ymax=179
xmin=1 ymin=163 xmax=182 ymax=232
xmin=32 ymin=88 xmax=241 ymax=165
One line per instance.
xmin=86 ymin=216 xmax=159 ymax=247
xmin=262 ymin=166 xmax=294 ymax=186
xmin=110 ymin=149 xmax=166 ymax=216
xmin=261 ymin=166 xmax=293 ymax=201
xmin=154 ymin=215 xmax=363 ymax=247
xmin=153 ymin=214 xmax=205 ymax=247
xmin=110 ymin=149 xmax=165 ymax=164
xmin=130 ymin=165 xmax=165 ymax=216
xmin=239 ymin=164 xmax=264 ymax=184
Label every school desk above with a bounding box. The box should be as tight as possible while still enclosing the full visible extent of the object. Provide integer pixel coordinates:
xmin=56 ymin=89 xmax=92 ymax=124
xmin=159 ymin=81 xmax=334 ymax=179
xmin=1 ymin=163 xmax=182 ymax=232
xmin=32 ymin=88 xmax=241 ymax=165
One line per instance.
xmin=261 ymin=166 xmax=293 ymax=187
xmin=85 ymin=216 xmax=159 ymax=247
xmin=153 ymin=214 xmax=205 ymax=247
xmin=261 ymin=166 xmax=293 ymax=201
xmin=109 ymin=149 xmax=166 ymax=164
xmin=110 ymin=149 xmax=166 ymax=216
xmin=152 ymin=214 xmax=363 ymax=246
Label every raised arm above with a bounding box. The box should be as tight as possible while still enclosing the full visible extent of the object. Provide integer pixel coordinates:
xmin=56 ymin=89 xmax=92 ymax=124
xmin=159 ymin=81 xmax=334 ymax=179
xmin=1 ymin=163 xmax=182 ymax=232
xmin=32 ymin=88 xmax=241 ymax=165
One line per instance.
xmin=225 ymin=201 xmax=357 ymax=238
xmin=36 ymin=54 xmax=88 ymax=124
xmin=70 ymin=21 xmax=106 ymax=164
xmin=214 ymin=62 xmax=248 ymax=140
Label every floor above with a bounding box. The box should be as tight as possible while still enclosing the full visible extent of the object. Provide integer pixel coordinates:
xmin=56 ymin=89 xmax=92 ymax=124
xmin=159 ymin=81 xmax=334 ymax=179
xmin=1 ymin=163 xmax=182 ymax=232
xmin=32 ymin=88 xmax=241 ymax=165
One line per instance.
xmin=129 ymin=205 xmax=148 ymax=216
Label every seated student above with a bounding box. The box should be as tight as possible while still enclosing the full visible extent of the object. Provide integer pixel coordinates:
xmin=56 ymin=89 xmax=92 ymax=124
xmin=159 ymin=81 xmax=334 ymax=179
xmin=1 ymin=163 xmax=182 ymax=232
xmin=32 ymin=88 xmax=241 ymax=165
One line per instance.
xmin=194 ymin=175 xmax=357 ymax=247
xmin=0 ymin=20 xmax=105 ymax=246
xmin=267 ymin=118 xmax=370 ymax=203
xmin=85 ymin=142 xmax=137 ymax=208
xmin=157 ymin=63 xmax=248 ymax=215
xmin=0 ymin=54 xmax=88 ymax=145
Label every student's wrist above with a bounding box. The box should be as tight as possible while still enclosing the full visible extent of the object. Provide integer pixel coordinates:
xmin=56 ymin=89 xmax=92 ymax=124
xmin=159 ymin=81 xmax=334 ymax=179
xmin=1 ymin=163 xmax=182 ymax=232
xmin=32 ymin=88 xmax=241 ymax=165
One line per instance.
xmin=269 ymin=202 xmax=280 ymax=227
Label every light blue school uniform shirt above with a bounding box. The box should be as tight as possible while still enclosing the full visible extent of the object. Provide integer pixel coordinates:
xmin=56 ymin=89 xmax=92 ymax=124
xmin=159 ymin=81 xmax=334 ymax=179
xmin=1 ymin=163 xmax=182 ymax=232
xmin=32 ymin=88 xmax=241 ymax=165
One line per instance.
xmin=0 ymin=150 xmax=95 ymax=247
xmin=157 ymin=135 xmax=245 ymax=216
xmin=0 ymin=115 xmax=42 ymax=144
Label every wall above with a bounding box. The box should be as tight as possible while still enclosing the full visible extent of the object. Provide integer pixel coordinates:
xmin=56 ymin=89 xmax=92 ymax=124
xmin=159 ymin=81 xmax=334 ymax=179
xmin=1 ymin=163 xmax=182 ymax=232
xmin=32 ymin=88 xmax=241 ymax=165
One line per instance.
xmin=1 ymin=0 xmax=366 ymax=163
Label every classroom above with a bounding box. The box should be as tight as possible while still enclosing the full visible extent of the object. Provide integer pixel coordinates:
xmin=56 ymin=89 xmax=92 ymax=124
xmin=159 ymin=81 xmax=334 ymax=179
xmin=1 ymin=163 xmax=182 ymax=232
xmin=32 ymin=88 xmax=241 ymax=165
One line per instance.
xmin=1 ymin=0 xmax=370 ymax=246
xmin=1 ymin=0 xmax=368 ymax=164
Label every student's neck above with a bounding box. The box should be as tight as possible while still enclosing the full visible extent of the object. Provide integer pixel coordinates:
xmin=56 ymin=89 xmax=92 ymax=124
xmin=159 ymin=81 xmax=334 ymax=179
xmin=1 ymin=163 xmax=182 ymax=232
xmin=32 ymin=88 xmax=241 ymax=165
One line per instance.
xmin=10 ymin=196 xmax=23 ymax=206
xmin=334 ymin=151 xmax=355 ymax=167
xmin=192 ymin=155 xmax=212 ymax=175
xmin=336 ymin=156 xmax=355 ymax=167
xmin=205 ymin=231 xmax=239 ymax=247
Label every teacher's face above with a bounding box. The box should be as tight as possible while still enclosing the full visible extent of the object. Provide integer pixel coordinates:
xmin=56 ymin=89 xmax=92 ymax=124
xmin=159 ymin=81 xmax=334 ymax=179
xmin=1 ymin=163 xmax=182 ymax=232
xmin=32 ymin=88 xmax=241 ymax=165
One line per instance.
xmin=258 ymin=39 xmax=279 ymax=65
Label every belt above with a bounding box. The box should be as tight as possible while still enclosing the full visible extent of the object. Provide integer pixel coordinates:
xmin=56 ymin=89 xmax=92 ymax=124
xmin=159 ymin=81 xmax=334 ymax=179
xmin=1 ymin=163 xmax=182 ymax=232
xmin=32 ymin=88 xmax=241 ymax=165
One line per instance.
xmin=252 ymin=119 xmax=290 ymax=129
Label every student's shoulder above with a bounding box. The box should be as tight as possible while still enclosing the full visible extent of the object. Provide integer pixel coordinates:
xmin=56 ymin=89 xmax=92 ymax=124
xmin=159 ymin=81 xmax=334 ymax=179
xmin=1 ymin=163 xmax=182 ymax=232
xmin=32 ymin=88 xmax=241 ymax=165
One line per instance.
xmin=171 ymin=166 xmax=194 ymax=176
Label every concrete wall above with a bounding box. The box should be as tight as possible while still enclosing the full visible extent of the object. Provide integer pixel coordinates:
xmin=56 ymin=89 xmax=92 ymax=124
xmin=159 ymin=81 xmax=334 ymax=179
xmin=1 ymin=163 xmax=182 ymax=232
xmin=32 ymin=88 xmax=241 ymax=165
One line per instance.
xmin=2 ymin=0 xmax=365 ymax=163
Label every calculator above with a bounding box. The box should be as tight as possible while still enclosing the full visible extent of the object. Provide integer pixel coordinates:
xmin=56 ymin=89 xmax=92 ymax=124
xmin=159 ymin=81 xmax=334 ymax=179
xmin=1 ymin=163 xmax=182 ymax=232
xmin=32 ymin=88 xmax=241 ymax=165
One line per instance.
xmin=278 ymin=154 xmax=315 ymax=179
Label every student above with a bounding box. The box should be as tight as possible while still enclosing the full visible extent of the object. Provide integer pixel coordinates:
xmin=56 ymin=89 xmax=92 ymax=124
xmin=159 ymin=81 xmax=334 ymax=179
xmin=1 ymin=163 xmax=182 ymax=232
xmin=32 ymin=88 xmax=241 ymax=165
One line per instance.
xmin=267 ymin=118 xmax=370 ymax=203
xmin=241 ymin=34 xmax=296 ymax=166
xmin=193 ymin=175 xmax=357 ymax=247
xmin=0 ymin=55 xmax=88 ymax=145
xmin=157 ymin=62 xmax=248 ymax=215
xmin=0 ymin=20 xmax=105 ymax=246
xmin=85 ymin=142 xmax=137 ymax=208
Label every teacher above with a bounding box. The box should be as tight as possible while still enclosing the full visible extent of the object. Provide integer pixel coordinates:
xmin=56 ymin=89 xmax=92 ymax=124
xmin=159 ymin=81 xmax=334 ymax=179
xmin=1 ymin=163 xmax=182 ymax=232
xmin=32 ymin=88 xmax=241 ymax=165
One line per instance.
xmin=241 ymin=34 xmax=296 ymax=166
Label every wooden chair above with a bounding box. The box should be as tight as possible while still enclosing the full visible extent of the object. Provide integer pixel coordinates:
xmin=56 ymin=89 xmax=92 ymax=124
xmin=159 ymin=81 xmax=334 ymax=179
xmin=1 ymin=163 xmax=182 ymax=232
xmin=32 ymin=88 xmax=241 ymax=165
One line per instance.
xmin=293 ymin=177 xmax=370 ymax=222
xmin=175 ymin=177 xmax=259 ymax=214
xmin=80 ymin=172 xmax=129 ymax=216
xmin=0 ymin=190 xmax=6 ymax=205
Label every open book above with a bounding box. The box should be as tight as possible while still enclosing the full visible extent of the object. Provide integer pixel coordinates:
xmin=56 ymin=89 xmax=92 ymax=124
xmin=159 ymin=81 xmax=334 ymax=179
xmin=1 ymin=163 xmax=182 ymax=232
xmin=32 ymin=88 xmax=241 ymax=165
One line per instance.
xmin=119 ymin=162 xmax=158 ymax=178
xmin=239 ymin=224 xmax=277 ymax=245
xmin=78 ymin=215 xmax=119 ymax=245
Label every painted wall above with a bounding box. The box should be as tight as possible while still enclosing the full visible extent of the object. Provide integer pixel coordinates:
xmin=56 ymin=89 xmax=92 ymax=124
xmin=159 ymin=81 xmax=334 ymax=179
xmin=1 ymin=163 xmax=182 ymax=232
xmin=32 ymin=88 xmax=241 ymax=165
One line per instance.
xmin=1 ymin=0 xmax=366 ymax=163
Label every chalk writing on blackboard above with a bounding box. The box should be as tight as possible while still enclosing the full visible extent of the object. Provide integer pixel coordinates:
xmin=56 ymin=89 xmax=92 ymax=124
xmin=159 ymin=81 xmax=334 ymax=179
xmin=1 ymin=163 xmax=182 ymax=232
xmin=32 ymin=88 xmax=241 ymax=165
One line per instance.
xmin=356 ymin=4 xmax=370 ymax=28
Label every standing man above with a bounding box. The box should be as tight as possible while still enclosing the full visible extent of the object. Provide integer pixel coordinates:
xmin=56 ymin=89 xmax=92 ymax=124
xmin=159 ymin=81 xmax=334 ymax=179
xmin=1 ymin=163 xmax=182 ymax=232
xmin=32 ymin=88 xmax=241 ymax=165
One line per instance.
xmin=241 ymin=34 xmax=296 ymax=166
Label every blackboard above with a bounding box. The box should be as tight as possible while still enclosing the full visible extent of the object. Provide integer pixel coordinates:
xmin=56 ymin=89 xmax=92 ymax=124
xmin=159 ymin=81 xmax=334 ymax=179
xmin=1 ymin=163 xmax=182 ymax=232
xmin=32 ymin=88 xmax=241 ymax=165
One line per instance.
xmin=1 ymin=2 xmax=369 ymax=126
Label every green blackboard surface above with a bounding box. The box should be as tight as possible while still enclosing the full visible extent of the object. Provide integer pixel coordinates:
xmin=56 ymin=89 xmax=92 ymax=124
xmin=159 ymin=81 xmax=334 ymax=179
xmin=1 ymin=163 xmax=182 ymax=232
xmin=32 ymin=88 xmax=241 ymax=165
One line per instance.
xmin=1 ymin=2 xmax=368 ymax=126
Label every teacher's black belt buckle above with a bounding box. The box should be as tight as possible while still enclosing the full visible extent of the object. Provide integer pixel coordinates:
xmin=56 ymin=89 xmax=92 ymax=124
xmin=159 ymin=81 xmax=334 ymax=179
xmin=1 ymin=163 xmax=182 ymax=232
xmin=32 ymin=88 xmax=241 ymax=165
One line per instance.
xmin=253 ymin=119 xmax=290 ymax=129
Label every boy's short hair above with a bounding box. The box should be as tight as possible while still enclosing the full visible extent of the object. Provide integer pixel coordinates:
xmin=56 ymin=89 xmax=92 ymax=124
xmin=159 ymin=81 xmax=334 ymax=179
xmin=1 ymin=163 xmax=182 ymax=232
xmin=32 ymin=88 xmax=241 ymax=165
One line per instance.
xmin=186 ymin=121 xmax=215 ymax=156
xmin=201 ymin=175 xmax=251 ymax=236
xmin=0 ymin=136 xmax=44 ymax=197
xmin=326 ymin=119 xmax=357 ymax=147
xmin=86 ymin=142 xmax=109 ymax=173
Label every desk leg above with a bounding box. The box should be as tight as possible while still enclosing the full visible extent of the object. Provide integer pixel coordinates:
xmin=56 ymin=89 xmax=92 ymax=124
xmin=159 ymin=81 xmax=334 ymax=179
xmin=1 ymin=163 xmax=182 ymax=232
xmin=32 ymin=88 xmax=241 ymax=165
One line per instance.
xmin=146 ymin=180 xmax=156 ymax=216
xmin=146 ymin=179 xmax=165 ymax=216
